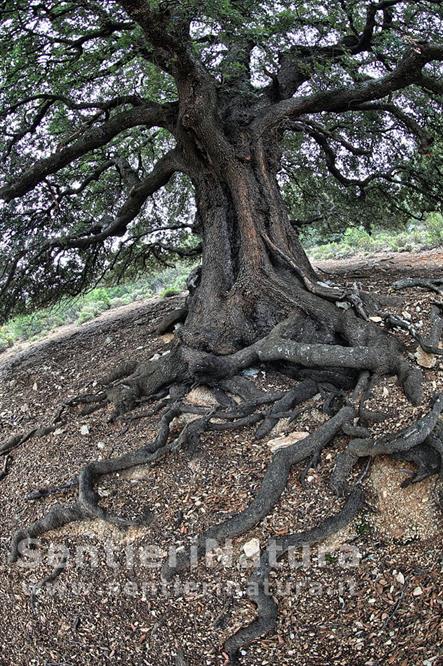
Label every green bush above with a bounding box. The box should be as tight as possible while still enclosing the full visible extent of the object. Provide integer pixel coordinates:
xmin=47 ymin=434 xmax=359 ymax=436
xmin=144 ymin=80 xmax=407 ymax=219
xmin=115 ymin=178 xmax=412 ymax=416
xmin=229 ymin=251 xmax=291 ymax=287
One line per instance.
xmin=426 ymin=212 xmax=443 ymax=245
xmin=76 ymin=300 xmax=109 ymax=325
xmin=1 ymin=212 xmax=440 ymax=352
xmin=308 ymin=212 xmax=443 ymax=261
xmin=0 ymin=259 xmax=199 ymax=351
xmin=160 ymin=287 xmax=180 ymax=298
xmin=0 ymin=332 xmax=12 ymax=352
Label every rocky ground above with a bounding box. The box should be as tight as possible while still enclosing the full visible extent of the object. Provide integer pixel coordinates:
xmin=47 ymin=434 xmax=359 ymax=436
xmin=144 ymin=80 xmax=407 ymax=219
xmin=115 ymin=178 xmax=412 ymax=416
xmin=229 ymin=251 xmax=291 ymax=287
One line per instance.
xmin=0 ymin=251 xmax=442 ymax=666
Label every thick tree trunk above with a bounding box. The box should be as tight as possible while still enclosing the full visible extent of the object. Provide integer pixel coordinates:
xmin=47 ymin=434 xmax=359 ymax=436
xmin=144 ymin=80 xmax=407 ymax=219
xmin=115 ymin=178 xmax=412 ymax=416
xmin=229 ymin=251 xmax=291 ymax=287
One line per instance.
xmin=181 ymin=148 xmax=319 ymax=354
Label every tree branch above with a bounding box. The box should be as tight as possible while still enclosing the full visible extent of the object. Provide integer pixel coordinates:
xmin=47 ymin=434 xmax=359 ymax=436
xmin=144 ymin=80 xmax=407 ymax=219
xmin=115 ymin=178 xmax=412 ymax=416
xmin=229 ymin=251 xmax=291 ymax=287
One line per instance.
xmin=268 ymin=1 xmax=405 ymax=101
xmin=54 ymin=149 xmax=183 ymax=250
xmin=348 ymin=101 xmax=432 ymax=149
xmin=0 ymin=102 xmax=177 ymax=202
xmin=256 ymin=43 xmax=443 ymax=134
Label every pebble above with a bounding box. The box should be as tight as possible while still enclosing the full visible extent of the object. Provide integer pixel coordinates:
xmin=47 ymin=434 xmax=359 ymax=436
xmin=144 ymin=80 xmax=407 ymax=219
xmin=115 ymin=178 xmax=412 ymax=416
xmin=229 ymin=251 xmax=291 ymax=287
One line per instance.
xmin=243 ymin=538 xmax=260 ymax=558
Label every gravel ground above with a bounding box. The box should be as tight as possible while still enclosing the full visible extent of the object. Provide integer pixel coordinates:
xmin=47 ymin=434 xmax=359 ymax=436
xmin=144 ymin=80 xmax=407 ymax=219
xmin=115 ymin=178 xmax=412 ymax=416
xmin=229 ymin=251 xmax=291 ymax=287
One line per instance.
xmin=0 ymin=256 xmax=442 ymax=666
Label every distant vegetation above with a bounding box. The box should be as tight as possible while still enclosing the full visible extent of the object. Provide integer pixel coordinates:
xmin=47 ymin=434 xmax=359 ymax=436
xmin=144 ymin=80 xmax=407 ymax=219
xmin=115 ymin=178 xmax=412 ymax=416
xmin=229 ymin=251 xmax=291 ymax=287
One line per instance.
xmin=0 ymin=263 xmax=194 ymax=352
xmin=304 ymin=213 xmax=443 ymax=260
xmin=1 ymin=213 xmax=442 ymax=353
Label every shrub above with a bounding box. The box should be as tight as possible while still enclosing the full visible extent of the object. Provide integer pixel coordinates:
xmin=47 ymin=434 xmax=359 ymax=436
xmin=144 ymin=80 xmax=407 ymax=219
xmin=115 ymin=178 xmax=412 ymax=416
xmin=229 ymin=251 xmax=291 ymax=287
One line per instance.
xmin=160 ymin=287 xmax=181 ymax=298
xmin=426 ymin=212 xmax=443 ymax=245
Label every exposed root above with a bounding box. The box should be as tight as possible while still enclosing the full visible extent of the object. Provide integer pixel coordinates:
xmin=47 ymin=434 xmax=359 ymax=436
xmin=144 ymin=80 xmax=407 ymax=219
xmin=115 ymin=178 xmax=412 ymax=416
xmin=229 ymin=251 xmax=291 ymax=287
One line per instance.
xmin=0 ymin=453 xmax=10 ymax=482
xmin=393 ymin=441 xmax=441 ymax=486
xmin=0 ymin=390 xmax=108 ymax=456
xmin=0 ymin=424 xmax=58 ymax=456
xmin=6 ymin=289 xmax=438 ymax=662
xmin=161 ymin=405 xmax=355 ymax=580
xmin=25 ymin=477 xmax=78 ymax=501
xmin=384 ymin=304 xmax=443 ymax=356
xmin=262 ymin=232 xmax=392 ymax=322
xmin=428 ymin=304 xmax=443 ymax=349
xmin=392 ymin=277 xmax=443 ymax=296
xmin=156 ymin=307 xmax=188 ymax=335
xmin=93 ymin=287 xmax=425 ymax=424
xmin=254 ymin=379 xmax=318 ymax=439
xmin=78 ymin=402 xmax=185 ymax=527
xmin=30 ymin=551 xmax=69 ymax=612
xmin=256 ymin=336 xmax=422 ymax=405
xmin=12 ymin=391 xmax=283 ymax=557
xmin=9 ymin=502 xmax=85 ymax=564
xmin=223 ymin=487 xmax=363 ymax=663
xmin=98 ymin=360 xmax=139 ymax=386
xmin=105 ymin=348 xmax=187 ymax=417
xmin=331 ymin=393 xmax=443 ymax=496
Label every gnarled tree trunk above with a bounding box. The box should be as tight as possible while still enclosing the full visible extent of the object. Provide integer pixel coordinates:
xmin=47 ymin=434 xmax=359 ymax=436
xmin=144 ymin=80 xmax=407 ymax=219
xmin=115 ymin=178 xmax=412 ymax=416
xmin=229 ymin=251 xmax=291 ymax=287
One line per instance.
xmin=180 ymin=136 xmax=323 ymax=354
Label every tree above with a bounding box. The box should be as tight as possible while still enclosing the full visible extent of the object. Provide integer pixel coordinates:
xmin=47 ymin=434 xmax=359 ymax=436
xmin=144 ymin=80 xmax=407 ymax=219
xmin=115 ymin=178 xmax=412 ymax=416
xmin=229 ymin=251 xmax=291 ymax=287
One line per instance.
xmin=1 ymin=1 xmax=443 ymax=662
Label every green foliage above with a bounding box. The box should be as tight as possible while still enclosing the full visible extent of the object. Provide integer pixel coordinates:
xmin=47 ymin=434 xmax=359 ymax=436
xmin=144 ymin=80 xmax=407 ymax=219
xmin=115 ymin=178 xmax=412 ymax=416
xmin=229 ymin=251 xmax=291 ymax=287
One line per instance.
xmin=0 ymin=261 xmax=196 ymax=350
xmin=355 ymin=518 xmax=372 ymax=537
xmin=0 ymin=0 xmax=442 ymax=325
xmin=307 ymin=213 xmax=443 ymax=261
xmin=427 ymin=212 xmax=443 ymax=246
xmin=323 ymin=552 xmax=338 ymax=565
xmin=160 ymin=287 xmax=180 ymax=297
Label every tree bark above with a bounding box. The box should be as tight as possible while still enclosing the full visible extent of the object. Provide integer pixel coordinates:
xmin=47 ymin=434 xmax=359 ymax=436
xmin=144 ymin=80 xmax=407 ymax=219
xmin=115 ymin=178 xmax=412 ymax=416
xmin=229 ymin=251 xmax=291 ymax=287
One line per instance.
xmin=181 ymin=141 xmax=320 ymax=354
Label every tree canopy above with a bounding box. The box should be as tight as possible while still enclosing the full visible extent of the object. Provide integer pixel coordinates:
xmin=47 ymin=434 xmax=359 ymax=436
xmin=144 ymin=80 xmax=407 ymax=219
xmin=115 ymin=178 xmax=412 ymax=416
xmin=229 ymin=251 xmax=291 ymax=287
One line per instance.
xmin=0 ymin=0 xmax=442 ymax=320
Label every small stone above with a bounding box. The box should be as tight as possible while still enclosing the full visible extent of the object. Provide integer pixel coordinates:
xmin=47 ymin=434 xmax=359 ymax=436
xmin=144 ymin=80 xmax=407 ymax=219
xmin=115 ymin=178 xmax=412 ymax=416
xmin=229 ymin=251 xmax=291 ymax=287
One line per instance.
xmin=105 ymin=336 xmax=112 ymax=344
xmin=32 ymin=382 xmax=38 ymax=391
xmin=188 ymin=460 xmax=201 ymax=473
xmin=241 ymin=367 xmax=260 ymax=378
xmin=97 ymin=441 xmax=106 ymax=449
xmin=269 ymin=417 xmax=291 ymax=437
xmin=172 ymin=412 xmax=200 ymax=429
xmin=80 ymin=425 xmax=90 ymax=436
xmin=243 ymin=538 xmax=260 ymax=558
xmin=161 ymin=333 xmax=174 ymax=344
xmin=413 ymin=586 xmax=423 ymax=596
xmin=267 ymin=431 xmax=309 ymax=453
xmin=395 ymin=572 xmax=405 ymax=585
xmin=186 ymin=386 xmax=218 ymax=407
xmin=415 ymin=347 xmax=437 ymax=369
xmin=369 ymin=316 xmax=382 ymax=323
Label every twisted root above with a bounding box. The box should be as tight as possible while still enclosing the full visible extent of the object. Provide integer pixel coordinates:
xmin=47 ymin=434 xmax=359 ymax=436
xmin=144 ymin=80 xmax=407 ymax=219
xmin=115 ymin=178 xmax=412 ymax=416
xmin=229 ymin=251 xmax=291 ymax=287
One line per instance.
xmin=224 ymin=487 xmax=363 ymax=662
xmin=331 ymin=394 xmax=443 ymax=495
